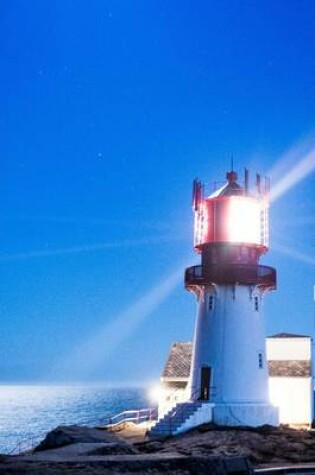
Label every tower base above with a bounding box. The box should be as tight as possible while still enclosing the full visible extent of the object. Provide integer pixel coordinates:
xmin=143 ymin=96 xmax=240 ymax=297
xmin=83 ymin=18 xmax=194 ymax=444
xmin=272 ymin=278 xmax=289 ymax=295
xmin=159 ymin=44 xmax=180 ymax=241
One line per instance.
xmin=212 ymin=403 xmax=279 ymax=427
xmin=149 ymin=401 xmax=279 ymax=438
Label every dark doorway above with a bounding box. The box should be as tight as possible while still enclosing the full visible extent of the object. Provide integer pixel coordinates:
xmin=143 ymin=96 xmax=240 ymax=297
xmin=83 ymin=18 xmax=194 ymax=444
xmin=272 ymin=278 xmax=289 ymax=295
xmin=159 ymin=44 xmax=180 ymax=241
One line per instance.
xmin=200 ymin=366 xmax=211 ymax=400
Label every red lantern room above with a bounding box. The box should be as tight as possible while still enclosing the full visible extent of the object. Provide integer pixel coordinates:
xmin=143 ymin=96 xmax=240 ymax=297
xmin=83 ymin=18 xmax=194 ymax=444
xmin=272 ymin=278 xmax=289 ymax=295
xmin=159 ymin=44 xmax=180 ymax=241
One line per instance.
xmin=186 ymin=170 xmax=276 ymax=291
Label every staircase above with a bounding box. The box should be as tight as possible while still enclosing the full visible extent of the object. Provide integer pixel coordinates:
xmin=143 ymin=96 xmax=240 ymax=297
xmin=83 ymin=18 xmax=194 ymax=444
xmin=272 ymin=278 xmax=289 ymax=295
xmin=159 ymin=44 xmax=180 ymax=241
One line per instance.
xmin=148 ymin=401 xmax=203 ymax=437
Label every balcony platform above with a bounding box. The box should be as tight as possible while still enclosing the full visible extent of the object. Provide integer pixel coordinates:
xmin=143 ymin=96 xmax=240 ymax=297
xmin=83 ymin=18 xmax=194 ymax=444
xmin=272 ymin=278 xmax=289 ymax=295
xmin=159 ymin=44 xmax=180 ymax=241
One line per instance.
xmin=185 ymin=264 xmax=276 ymax=290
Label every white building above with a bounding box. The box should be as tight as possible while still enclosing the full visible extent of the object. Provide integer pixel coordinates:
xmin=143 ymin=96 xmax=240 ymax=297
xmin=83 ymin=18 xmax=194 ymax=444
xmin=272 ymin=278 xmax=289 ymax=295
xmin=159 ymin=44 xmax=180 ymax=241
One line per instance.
xmin=267 ymin=333 xmax=313 ymax=426
xmin=158 ymin=334 xmax=313 ymax=427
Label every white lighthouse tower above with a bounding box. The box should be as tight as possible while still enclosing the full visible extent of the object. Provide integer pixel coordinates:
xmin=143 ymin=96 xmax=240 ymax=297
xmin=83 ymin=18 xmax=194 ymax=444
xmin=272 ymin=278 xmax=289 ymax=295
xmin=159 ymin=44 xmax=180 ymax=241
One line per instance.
xmin=185 ymin=169 xmax=279 ymax=427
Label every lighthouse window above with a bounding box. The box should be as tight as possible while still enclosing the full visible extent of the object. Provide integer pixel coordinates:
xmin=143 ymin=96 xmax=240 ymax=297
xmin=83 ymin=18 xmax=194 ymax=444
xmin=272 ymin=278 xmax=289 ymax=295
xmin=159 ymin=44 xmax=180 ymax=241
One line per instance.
xmin=258 ymin=353 xmax=263 ymax=369
xmin=208 ymin=295 xmax=214 ymax=311
xmin=254 ymin=296 xmax=259 ymax=311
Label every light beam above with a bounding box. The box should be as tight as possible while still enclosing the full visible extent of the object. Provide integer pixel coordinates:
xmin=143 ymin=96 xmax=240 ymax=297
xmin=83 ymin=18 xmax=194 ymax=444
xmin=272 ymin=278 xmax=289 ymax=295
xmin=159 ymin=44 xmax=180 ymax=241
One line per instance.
xmin=273 ymin=243 xmax=315 ymax=266
xmin=269 ymin=140 xmax=315 ymax=203
xmin=0 ymin=236 xmax=185 ymax=261
xmin=50 ymin=263 xmax=186 ymax=381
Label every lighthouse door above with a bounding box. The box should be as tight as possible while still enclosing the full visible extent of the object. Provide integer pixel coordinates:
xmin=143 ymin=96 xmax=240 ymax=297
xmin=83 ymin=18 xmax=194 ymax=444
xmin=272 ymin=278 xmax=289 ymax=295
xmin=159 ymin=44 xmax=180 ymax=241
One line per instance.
xmin=200 ymin=366 xmax=211 ymax=400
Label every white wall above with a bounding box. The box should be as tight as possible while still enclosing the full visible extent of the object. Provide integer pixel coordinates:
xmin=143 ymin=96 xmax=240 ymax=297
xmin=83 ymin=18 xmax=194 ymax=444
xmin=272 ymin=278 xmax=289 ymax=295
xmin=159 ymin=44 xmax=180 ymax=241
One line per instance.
xmin=158 ymin=384 xmax=189 ymax=419
xmin=213 ymin=403 xmax=278 ymax=427
xmin=269 ymin=377 xmax=313 ymax=425
xmin=189 ymin=285 xmax=270 ymax=404
xmin=266 ymin=337 xmax=311 ymax=360
xmin=266 ymin=336 xmax=313 ymax=425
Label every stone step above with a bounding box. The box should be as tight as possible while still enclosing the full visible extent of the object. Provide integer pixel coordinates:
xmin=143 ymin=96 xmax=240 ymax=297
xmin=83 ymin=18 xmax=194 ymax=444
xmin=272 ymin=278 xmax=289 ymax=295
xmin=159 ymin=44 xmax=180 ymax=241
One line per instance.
xmin=148 ymin=401 xmax=203 ymax=438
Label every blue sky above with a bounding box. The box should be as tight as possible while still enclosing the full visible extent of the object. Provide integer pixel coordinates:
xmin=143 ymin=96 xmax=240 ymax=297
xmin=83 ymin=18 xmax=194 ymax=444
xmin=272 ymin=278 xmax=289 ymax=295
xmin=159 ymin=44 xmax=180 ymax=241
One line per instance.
xmin=0 ymin=0 xmax=314 ymax=384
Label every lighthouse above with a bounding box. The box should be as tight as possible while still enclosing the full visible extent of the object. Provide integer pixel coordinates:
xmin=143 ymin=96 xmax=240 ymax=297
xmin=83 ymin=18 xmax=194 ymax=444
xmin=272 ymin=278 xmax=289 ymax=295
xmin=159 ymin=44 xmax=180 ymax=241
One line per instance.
xmin=149 ymin=169 xmax=279 ymax=437
xmin=185 ymin=169 xmax=279 ymax=427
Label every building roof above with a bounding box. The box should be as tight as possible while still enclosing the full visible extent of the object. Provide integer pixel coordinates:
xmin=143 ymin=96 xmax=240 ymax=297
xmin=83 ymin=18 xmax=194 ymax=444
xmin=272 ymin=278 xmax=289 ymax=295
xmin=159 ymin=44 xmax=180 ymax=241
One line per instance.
xmin=268 ymin=360 xmax=311 ymax=377
xmin=267 ymin=333 xmax=310 ymax=339
xmin=162 ymin=342 xmax=192 ymax=379
xmin=162 ymin=341 xmax=312 ymax=381
xmin=208 ymin=181 xmax=244 ymax=198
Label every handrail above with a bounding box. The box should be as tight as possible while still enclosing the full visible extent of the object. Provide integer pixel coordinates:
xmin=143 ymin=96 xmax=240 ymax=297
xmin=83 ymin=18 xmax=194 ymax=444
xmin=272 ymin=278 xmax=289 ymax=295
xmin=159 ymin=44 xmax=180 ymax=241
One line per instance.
xmin=107 ymin=408 xmax=154 ymax=423
xmin=101 ymin=383 xmax=191 ymax=431
xmin=100 ymin=407 xmax=157 ymax=430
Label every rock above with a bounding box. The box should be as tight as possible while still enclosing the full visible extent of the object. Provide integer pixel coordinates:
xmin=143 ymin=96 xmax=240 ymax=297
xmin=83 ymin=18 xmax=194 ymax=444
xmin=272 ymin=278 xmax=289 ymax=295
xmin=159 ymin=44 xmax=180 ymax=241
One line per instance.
xmin=86 ymin=443 xmax=137 ymax=456
xmin=34 ymin=425 xmax=135 ymax=453
xmin=222 ymin=456 xmax=253 ymax=475
xmin=137 ymin=441 xmax=164 ymax=453
xmin=24 ymin=424 xmax=315 ymax=469
xmin=0 ymin=455 xmax=253 ymax=475
xmin=196 ymin=423 xmax=218 ymax=433
xmin=255 ymin=424 xmax=275 ymax=433
xmin=142 ymin=426 xmax=315 ymax=466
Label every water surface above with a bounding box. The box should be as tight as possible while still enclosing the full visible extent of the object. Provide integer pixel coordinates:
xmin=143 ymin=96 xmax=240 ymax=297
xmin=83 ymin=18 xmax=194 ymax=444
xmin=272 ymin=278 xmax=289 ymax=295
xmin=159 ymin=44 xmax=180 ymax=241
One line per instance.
xmin=0 ymin=385 xmax=150 ymax=454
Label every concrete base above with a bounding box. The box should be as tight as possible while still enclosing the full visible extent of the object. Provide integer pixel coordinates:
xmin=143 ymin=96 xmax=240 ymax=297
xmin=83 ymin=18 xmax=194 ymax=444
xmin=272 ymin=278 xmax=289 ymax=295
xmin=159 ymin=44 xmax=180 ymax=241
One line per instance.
xmin=174 ymin=402 xmax=278 ymax=435
xmin=152 ymin=400 xmax=279 ymax=437
xmin=171 ymin=401 xmax=278 ymax=435
xmin=213 ymin=403 xmax=279 ymax=427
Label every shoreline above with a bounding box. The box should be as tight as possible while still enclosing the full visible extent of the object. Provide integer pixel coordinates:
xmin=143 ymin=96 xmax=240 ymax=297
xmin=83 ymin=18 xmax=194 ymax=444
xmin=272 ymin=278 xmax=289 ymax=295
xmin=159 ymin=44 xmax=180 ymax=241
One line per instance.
xmin=1 ymin=423 xmax=315 ymax=474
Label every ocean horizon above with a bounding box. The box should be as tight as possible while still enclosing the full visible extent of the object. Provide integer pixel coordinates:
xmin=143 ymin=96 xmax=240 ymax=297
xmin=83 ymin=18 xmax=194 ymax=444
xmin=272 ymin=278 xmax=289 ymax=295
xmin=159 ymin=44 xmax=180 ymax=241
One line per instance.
xmin=0 ymin=384 xmax=153 ymax=454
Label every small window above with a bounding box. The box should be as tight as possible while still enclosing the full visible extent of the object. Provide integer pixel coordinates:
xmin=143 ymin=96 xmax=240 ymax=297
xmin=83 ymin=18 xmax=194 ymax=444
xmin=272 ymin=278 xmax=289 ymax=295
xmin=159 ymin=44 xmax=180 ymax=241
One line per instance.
xmin=208 ymin=295 xmax=214 ymax=311
xmin=254 ymin=296 xmax=259 ymax=311
xmin=258 ymin=352 xmax=263 ymax=369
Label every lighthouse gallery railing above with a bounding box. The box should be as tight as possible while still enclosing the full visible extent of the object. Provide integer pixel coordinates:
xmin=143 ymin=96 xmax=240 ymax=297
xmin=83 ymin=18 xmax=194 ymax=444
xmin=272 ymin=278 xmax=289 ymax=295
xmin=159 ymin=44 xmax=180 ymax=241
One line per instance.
xmin=185 ymin=264 xmax=276 ymax=289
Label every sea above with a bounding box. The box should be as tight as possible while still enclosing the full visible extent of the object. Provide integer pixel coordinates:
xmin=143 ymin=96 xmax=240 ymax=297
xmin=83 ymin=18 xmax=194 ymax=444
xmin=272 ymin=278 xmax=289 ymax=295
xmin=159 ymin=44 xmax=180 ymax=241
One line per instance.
xmin=0 ymin=385 xmax=152 ymax=455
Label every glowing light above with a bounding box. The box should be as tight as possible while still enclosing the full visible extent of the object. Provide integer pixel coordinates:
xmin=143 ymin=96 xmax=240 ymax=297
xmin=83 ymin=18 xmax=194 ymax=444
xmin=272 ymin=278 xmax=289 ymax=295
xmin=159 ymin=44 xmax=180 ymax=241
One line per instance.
xmin=228 ymin=197 xmax=263 ymax=245
xmin=148 ymin=384 xmax=163 ymax=403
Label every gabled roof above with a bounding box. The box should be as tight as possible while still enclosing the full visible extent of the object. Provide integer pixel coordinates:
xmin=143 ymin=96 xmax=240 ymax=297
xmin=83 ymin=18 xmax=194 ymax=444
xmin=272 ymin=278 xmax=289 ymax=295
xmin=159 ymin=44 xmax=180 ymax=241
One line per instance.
xmin=267 ymin=333 xmax=310 ymax=339
xmin=162 ymin=342 xmax=192 ymax=379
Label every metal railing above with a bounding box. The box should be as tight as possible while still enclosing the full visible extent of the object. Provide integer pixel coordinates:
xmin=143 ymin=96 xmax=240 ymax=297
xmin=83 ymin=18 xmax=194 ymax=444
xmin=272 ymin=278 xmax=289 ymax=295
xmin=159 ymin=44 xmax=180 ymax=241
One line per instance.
xmin=100 ymin=407 xmax=157 ymax=430
xmin=185 ymin=264 xmax=276 ymax=289
xmin=98 ymin=383 xmax=189 ymax=432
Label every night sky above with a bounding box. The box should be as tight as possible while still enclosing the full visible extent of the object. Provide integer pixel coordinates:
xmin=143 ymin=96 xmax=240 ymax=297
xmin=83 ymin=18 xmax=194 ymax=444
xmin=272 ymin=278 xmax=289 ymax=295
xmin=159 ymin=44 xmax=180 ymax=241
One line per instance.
xmin=1 ymin=0 xmax=314 ymax=384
